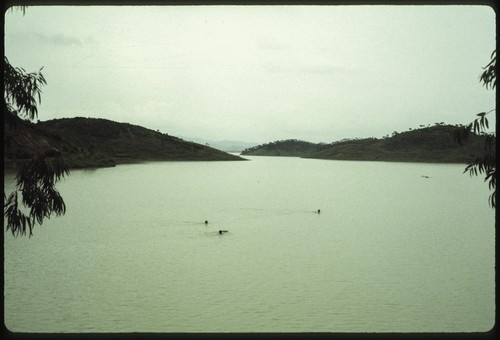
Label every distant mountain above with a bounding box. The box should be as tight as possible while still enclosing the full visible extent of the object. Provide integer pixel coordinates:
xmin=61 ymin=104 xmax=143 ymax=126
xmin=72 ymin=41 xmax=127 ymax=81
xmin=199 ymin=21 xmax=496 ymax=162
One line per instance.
xmin=241 ymin=125 xmax=494 ymax=163
xmin=4 ymin=116 xmax=246 ymax=169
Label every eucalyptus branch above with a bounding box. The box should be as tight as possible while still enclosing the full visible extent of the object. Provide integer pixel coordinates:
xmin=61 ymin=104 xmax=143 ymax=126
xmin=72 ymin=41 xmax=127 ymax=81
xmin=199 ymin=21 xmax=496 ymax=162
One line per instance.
xmin=4 ymin=57 xmax=47 ymax=120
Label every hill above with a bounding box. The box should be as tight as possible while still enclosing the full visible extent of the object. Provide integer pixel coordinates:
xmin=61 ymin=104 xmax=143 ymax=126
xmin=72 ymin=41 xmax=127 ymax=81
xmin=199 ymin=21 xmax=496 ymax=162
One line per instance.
xmin=241 ymin=139 xmax=328 ymax=157
xmin=241 ymin=125 xmax=493 ymax=163
xmin=4 ymin=116 xmax=245 ymax=169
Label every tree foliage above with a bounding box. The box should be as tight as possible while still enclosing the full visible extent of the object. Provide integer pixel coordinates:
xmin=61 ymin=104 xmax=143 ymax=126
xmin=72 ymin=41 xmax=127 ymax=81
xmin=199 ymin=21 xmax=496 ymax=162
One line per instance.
xmin=4 ymin=56 xmax=46 ymax=121
xmin=3 ymin=57 xmax=70 ymax=237
xmin=453 ymin=50 xmax=496 ymax=208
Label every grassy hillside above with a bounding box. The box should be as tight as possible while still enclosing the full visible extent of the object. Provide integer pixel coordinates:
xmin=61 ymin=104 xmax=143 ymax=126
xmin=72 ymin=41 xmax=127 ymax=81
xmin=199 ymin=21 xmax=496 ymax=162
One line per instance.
xmin=242 ymin=125 xmax=493 ymax=163
xmin=4 ymin=116 xmax=245 ymax=169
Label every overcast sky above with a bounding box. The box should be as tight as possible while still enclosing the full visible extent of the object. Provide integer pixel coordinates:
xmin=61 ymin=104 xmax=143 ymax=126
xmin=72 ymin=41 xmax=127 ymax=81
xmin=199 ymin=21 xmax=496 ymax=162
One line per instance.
xmin=4 ymin=5 xmax=496 ymax=144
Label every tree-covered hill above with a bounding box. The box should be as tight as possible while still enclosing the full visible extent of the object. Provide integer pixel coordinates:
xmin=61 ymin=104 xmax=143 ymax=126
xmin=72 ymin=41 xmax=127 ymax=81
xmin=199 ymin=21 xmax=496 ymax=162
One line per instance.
xmin=241 ymin=139 xmax=329 ymax=157
xmin=4 ymin=116 xmax=245 ymax=169
xmin=242 ymin=124 xmax=494 ymax=163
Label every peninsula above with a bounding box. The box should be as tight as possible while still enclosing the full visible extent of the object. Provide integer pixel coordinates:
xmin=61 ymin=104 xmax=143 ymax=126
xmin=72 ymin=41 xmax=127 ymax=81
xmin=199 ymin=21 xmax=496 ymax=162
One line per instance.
xmin=4 ymin=116 xmax=246 ymax=169
xmin=241 ymin=124 xmax=493 ymax=163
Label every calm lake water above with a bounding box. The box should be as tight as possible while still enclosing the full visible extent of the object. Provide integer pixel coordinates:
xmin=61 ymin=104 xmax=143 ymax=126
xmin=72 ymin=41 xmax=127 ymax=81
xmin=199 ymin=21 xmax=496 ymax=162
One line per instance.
xmin=3 ymin=156 xmax=495 ymax=333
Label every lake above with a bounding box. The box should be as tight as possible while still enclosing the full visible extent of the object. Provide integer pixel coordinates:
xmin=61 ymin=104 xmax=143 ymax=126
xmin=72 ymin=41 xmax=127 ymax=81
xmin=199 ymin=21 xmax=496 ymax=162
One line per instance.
xmin=3 ymin=156 xmax=495 ymax=333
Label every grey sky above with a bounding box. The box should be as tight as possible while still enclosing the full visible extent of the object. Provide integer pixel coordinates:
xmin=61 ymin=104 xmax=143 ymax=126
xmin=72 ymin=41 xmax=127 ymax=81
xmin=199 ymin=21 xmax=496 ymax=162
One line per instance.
xmin=4 ymin=5 xmax=496 ymax=144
